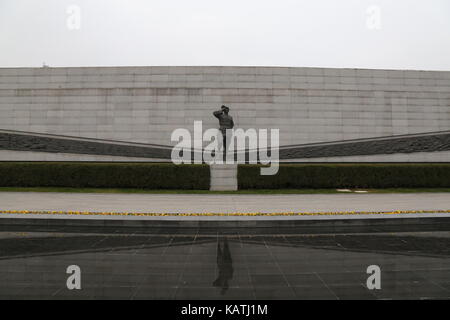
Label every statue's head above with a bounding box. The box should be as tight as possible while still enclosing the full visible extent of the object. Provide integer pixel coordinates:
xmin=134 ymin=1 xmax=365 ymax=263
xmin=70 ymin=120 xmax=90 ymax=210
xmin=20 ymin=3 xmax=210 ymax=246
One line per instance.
xmin=221 ymin=105 xmax=230 ymax=114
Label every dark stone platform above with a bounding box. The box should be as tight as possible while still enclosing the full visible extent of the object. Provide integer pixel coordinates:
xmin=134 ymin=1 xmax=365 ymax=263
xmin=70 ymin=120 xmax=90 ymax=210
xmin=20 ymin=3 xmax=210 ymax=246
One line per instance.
xmin=0 ymin=222 xmax=449 ymax=300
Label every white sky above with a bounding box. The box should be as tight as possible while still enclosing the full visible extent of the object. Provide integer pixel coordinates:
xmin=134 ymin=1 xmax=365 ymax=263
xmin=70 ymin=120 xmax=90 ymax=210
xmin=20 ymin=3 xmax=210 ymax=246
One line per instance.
xmin=1 ymin=0 xmax=449 ymax=70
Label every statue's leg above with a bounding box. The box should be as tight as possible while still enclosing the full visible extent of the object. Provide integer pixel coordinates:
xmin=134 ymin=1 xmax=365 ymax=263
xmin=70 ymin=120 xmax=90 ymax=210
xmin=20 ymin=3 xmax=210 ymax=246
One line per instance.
xmin=223 ymin=134 xmax=226 ymax=162
xmin=220 ymin=129 xmax=226 ymax=162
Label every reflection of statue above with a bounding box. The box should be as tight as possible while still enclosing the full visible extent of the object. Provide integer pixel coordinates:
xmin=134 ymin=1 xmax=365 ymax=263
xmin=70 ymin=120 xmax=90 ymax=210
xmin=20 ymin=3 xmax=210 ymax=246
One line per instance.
xmin=213 ymin=238 xmax=234 ymax=295
xmin=213 ymin=105 xmax=234 ymax=158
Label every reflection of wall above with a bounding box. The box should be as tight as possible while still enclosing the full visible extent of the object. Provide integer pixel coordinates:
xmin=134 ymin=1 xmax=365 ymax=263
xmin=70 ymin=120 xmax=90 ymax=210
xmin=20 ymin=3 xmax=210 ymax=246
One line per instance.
xmin=0 ymin=66 xmax=449 ymax=162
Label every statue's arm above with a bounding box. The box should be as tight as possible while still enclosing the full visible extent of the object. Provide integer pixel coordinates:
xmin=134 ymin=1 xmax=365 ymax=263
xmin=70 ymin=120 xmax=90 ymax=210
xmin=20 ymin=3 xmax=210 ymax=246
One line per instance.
xmin=213 ymin=110 xmax=223 ymax=119
xmin=230 ymin=117 xmax=235 ymax=129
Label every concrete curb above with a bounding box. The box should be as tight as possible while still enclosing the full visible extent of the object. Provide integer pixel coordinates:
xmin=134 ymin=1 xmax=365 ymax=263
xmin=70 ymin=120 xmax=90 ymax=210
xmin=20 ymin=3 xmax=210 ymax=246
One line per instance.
xmin=1 ymin=213 xmax=450 ymax=234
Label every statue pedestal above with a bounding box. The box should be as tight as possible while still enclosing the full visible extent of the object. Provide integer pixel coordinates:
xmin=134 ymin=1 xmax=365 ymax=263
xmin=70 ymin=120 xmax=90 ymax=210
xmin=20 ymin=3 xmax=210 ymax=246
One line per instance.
xmin=210 ymin=164 xmax=238 ymax=191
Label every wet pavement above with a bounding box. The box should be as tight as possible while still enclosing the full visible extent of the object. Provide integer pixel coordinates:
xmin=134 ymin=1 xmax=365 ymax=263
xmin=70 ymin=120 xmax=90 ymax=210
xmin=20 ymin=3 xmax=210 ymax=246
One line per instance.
xmin=0 ymin=226 xmax=449 ymax=300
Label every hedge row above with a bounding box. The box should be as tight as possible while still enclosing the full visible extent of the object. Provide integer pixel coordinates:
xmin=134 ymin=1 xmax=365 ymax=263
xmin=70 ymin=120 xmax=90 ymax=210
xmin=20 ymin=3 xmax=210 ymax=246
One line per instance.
xmin=0 ymin=162 xmax=210 ymax=189
xmin=238 ymin=164 xmax=450 ymax=189
xmin=0 ymin=162 xmax=449 ymax=190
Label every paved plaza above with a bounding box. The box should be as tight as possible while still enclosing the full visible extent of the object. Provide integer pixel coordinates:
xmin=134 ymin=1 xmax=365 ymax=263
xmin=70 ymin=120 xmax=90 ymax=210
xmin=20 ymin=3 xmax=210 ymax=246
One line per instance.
xmin=0 ymin=192 xmax=449 ymax=214
xmin=0 ymin=191 xmax=449 ymax=300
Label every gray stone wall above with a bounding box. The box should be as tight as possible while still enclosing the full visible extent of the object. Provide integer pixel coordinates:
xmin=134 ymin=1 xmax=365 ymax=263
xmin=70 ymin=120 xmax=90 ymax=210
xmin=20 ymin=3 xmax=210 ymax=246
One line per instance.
xmin=0 ymin=66 xmax=449 ymax=162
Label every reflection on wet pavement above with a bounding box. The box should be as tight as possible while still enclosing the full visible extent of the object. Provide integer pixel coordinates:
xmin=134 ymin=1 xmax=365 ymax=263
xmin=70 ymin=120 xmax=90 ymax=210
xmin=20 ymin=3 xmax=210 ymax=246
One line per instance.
xmin=0 ymin=227 xmax=449 ymax=300
xmin=213 ymin=238 xmax=234 ymax=295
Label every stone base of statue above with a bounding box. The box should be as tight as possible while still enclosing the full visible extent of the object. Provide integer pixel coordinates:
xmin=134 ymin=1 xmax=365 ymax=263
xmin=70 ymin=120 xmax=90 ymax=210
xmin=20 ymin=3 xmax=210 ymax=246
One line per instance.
xmin=210 ymin=164 xmax=238 ymax=191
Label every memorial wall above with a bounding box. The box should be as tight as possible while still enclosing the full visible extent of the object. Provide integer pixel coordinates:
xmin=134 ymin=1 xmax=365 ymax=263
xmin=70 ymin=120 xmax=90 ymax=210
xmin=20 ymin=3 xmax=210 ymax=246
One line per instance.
xmin=0 ymin=66 xmax=449 ymax=162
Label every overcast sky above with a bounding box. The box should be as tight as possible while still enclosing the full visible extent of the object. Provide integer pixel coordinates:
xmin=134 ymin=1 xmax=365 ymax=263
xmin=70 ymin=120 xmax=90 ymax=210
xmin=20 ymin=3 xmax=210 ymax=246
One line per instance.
xmin=1 ymin=0 xmax=449 ymax=70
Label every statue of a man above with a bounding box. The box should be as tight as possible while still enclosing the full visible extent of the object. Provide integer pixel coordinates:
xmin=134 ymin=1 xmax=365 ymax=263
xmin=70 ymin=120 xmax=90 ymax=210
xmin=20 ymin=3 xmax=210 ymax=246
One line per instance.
xmin=213 ymin=105 xmax=234 ymax=154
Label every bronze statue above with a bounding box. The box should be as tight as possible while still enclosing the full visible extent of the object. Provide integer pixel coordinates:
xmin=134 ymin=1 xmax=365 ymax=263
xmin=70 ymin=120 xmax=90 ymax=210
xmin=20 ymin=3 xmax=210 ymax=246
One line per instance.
xmin=213 ymin=105 xmax=234 ymax=158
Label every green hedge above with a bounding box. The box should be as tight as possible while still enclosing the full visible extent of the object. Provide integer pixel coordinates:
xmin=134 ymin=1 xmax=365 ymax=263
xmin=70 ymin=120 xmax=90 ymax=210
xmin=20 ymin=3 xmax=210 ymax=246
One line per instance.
xmin=1 ymin=162 xmax=449 ymax=190
xmin=0 ymin=162 xmax=210 ymax=190
xmin=238 ymin=164 xmax=450 ymax=189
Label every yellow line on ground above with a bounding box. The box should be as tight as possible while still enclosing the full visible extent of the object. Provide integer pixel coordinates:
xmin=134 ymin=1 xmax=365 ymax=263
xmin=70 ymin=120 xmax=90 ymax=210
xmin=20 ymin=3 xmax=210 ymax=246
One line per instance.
xmin=0 ymin=210 xmax=450 ymax=217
